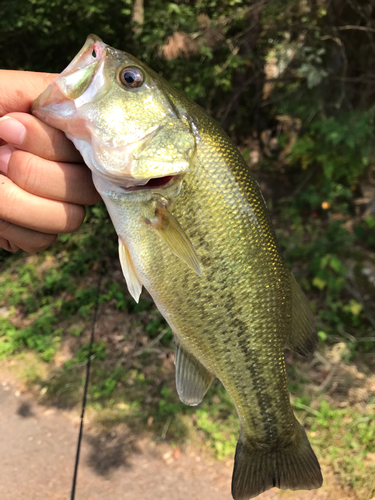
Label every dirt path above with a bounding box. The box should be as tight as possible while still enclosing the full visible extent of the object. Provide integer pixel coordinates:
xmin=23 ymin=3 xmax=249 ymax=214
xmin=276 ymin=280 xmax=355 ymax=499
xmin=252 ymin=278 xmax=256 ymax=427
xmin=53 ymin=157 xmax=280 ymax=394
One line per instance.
xmin=0 ymin=369 xmax=353 ymax=500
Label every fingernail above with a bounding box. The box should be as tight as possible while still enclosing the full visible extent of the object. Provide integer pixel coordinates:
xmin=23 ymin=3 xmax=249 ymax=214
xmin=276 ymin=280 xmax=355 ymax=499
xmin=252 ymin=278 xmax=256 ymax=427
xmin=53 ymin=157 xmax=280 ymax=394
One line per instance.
xmin=0 ymin=116 xmax=26 ymax=146
xmin=0 ymin=145 xmax=13 ymax=175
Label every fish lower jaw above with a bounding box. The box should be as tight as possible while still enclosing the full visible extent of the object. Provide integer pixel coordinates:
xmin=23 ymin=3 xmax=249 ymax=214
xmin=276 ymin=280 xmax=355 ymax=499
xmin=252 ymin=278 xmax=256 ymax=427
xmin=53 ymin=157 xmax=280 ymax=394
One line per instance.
xmin=119 ymin=175 xmax=175 ymax=192
xmin=92 ymin=170 xmax=177 ymax=192
xmin=92 ymin=171 xmax=184 ymax=202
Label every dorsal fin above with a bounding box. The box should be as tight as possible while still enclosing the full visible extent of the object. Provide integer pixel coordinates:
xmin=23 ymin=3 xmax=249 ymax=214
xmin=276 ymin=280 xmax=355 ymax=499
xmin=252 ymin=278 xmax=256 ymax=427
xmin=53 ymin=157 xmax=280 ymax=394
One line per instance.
xmin=285 ymin=274 xmax=318 ymax=357
xmin=149 ymin=203 xmax=202 ymax=276
xmin=174 ymin=342 xmax=215 ymax=406
xmin=118 ymin=236 xmax=142 ymax=303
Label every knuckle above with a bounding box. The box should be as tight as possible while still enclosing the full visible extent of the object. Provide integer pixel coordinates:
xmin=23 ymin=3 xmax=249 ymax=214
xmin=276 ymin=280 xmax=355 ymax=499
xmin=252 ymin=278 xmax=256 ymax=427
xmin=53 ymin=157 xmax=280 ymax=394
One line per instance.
xmin=86 ymin=190 xmax=102 ymax=205
xmin=0 ymin=236 xmax=19 ymax=252
xmin=27 ymin=234 xmax=57 ymax=253
xmin=10 ymin=150 xmax=48 ymax=197
xmin=0 ymin=217 xmax=12 ymax=234
xmin=0 ymin=183 xmax=17 ymax=222
xmin=61 ymin=203 xmax=86 ymax=233
xmin=43 ymin=125 xmax=70 ymax=161
xmin=21 ymin=152 xmax=42 ymax=193
xmin=43 ymin=128 xmax=62 ymax=160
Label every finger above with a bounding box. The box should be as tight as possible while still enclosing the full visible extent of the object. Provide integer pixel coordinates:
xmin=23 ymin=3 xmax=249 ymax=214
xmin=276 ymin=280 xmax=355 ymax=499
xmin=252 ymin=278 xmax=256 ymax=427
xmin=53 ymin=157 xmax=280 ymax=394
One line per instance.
xmin=0 ymin=236 xmax=20 ymax=252
xmin=1 ymin=147 xmax=100 ymax=205
xmin=0 ymin=174 xmax=86 ymax=234
xmin=0 ymin=113 xmax=82 ymax=163
xmin=0 ymin=70 xmax=57 ymax=116
xmin=0 ymin=218 xmax=57 ymax=253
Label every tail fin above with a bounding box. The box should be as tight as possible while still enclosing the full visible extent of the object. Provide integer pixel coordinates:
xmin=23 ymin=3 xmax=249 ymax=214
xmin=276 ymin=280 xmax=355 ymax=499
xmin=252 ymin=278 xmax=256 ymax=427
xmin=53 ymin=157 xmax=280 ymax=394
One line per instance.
xmin=231 ymin=425 xmax=322 ymax=500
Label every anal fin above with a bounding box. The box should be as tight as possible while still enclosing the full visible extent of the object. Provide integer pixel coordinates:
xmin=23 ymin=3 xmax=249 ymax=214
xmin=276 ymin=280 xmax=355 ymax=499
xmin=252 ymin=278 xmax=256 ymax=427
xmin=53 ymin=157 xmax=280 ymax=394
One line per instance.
xmin=118 ymin=236 xmax=142 ymax=303
xmin=149 ymin=203 xmax=202 ymax=276
xmin=285 ymin=274 xmax=318 ymax=357
xmin=175 ymin=343 xmax=214 ymax=406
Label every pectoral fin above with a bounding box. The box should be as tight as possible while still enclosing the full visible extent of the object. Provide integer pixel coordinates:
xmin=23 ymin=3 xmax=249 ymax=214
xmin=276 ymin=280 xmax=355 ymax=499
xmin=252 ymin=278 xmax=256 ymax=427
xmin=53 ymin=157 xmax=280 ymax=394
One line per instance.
xmin=118 ymin=236 xmax=142 ymax=303
xmin=285 ymin=274 xmax=318 ymax=357
xmin=175 ymin=343 xmax=215 ymax=406
xmin=150 ymin=204 xmax=202 ymax=276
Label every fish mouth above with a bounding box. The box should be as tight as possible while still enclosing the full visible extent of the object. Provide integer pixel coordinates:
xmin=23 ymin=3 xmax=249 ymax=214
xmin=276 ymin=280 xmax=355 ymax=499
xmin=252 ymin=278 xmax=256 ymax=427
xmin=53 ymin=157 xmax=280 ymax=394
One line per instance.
xmin=31 ymin=34 xmax=108 ymax=138
xmin=120 ymin=175 xmax=174 ymax=192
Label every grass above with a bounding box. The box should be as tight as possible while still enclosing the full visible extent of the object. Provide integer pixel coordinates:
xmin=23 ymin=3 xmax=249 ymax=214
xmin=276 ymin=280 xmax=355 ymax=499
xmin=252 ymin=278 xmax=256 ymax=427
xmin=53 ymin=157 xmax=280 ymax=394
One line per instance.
xmin=291 ymin=397 xmax=375 ymax=498
xmin=310 ymin=402 xmax=375 ymax=494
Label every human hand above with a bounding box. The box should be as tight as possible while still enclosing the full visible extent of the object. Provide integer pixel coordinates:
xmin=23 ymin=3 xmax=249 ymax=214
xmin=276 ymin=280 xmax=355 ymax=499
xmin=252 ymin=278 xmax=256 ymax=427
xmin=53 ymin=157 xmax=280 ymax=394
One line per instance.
xmin=0 ymin=70 xmax=101 ymax=252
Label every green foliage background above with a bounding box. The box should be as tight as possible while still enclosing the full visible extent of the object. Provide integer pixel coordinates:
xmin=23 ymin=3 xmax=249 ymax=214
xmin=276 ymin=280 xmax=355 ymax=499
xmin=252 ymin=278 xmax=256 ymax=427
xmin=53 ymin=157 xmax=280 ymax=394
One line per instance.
xmin=1 ymin=1 xmax=375 ymax=498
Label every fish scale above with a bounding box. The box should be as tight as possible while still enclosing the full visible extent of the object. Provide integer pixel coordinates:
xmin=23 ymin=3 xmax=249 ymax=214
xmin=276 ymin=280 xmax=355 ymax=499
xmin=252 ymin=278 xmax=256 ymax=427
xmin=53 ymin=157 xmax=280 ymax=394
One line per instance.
xmin=32 ymin=34 xmax=323 ymax=500
xmin=138 ymin=131 xmax=292 ymax=441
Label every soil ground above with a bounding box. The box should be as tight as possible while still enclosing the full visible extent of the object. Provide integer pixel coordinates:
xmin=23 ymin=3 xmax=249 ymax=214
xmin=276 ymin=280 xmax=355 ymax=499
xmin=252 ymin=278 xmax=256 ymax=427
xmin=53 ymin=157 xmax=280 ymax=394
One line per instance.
xmin=0 ymin=368 xmax=355 ymax=500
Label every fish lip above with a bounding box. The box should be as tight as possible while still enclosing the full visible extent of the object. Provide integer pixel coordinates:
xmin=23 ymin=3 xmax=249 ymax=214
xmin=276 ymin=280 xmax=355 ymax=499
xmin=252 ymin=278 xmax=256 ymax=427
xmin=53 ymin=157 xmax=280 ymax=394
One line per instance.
xmin=57 ymin=34 xmax=107 ymax=87
xmin=119 ymin=175 xmax=175 ymax=192
xmin=92 ymin=169 xmax=183 ymax=193
xmin=31 ymin=81 xmax=69 ymax=114
xmin=31 ymin=34 xmax=108 ymax=115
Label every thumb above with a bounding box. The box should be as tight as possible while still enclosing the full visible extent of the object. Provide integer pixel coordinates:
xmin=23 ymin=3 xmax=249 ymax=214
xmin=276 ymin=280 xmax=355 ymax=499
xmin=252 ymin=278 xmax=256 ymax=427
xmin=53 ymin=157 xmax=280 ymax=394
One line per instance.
xmin=0 ymin=70 xmax=58 ymax=116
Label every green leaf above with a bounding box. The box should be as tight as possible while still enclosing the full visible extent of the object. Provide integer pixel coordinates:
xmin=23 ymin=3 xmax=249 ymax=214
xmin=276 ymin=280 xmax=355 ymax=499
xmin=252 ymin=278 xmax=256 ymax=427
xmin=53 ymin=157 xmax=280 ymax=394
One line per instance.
xmin=313 ymin=276 xmax=327 ymax=290
xmin=318 ymin=330 xmax=327 ymax=341
xmin=349 ymin=300 xmax=362 ymax=316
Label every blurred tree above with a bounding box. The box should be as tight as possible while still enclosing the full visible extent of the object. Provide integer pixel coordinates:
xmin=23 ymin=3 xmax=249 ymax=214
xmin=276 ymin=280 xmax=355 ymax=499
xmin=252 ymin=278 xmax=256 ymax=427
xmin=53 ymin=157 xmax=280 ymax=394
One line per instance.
xmin=1 ymin=0 xmax=375 ymax=222
xmin=1 ymin=1 xmax=375 ymax=136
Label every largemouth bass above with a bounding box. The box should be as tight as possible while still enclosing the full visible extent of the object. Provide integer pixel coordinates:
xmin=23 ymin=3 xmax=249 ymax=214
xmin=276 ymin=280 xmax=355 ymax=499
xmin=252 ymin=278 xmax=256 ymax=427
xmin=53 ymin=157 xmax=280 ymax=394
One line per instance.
xmin=32 ymin=35 xmax=322 ymax=499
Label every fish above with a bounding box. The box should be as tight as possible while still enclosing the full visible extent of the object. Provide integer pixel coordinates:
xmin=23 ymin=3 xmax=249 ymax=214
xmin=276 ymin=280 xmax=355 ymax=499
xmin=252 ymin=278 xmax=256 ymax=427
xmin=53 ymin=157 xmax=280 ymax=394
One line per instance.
xmin=32 ymin=34 xmax=323 ymax=499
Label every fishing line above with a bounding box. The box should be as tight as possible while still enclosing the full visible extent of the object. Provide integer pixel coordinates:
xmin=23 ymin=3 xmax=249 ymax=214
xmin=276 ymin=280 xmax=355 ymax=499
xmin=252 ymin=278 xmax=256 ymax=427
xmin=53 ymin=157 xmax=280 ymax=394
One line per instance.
xmin=70 ymin=263 xmax=103 ymax=500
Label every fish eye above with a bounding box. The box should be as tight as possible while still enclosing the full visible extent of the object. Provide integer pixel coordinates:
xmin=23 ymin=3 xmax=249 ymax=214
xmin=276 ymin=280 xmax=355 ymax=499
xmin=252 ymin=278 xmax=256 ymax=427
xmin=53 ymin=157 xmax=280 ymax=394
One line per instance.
xmin=119 ymin=67 xmax=144 ymax=88
xmin=92 ymin=49 xmax=97 ymax=58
